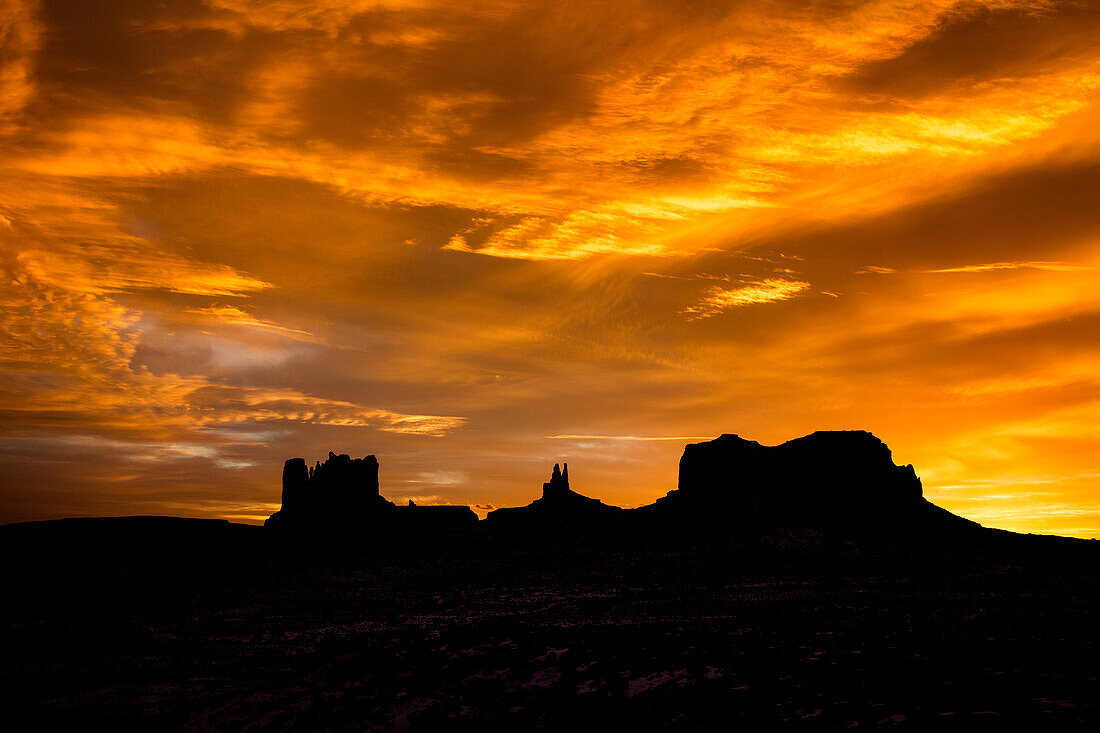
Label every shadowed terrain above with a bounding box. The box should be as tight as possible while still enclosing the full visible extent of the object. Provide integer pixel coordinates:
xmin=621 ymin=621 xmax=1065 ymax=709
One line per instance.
xmin=2 ymin=432 xmax=1097 ymax=729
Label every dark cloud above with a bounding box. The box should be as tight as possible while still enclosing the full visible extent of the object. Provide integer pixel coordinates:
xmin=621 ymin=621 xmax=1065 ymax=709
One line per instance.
xmin=33 ymin=0 xmax=295 ymax=128
xmin=740 ymin=160 xmax=1100 ymax=279
xmin=844 ymin=3 xmax=1100 ymax=99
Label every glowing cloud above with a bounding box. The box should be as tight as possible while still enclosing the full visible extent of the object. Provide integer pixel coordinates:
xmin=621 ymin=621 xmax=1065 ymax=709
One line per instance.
xmin=924 ymin=261 xmax=1097 ymax=274
xmin=684 ymin=279 xmax=811 ymax=319
xmin=547 ymin=434 xmax=716 ymax=442
xmin=188 ymin=305 xmax=321 ymax=342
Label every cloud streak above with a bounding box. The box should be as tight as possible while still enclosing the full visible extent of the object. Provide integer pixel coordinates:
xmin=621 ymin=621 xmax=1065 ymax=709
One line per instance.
xmin=547 ymin=434 xmax=716 ymax=442
xmin=924 ymin=261 xmax=1098 ymax=274
xmin=683 ymin=279 xmax=811 ymax=319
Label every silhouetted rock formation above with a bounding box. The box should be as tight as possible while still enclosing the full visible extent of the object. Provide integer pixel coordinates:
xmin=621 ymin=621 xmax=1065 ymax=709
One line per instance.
xmin=544 ymin=462 xmax=569 ymax=499
xmin=266 ymin=433 xmax=1002 ymax=540
xmin=640 ymin=431 xmax=980 ymax=534
xmin=266 ymin=452 xmax=476 ymax=532
xmin=268 ymin=452 xmax=393 ymax=529
xmin=486 ymin=462 xmax=622 ymax=525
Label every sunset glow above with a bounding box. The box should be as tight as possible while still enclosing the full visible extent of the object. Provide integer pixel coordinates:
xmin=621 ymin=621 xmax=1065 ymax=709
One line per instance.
xmin=1 ymin=1 xmax=1098 ymax=536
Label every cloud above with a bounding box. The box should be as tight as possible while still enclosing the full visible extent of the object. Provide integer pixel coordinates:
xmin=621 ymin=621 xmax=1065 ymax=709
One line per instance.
xmin=683 ymin=279 xmax=810 ymax=319
xmin=187 ymin=305 xmax=321 ymax=342
xmin=187 ymin=386 xmax=467 ymax=435
xmin=9 ymin=1 xmax=1095 ymax=262
xmin=0 ymin=257 xmax=465 ymax=449
xmin=17 ymin=248 xmax=272 ymax=298
xmin=924 ymin=261 xmax=1097 ymax=274
xmin=843 ymin=3 xmax=1100 ymax=100
xmin=0 ymin=0 xmax=38 ymax=134
xmin=547 ymin=434 xmax=714 ymax=442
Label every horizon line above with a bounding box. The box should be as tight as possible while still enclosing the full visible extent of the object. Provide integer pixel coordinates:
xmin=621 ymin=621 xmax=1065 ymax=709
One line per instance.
xmin=546 ymin=434 xmax=717 ymax=442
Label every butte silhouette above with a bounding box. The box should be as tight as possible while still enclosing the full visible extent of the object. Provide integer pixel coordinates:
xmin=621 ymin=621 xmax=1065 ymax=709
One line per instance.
xmin=265 ymin=431 xmax=984 ymax=538
xmin=265 ymin=451 xmax=476 ymax=532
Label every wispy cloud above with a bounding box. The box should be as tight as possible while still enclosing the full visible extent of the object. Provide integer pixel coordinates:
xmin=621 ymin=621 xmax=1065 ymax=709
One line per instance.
xmin=547 ymin=434 xmax=715 ymax=442
xmin=0 ymin=260 xmax=465 ymax=441
xmin=924 ymin=261 xmax=1097 ymax=274
xmin=187 ymin=387 xmax=467 ymax=436
xmin=16 ymin=248 xmax=272 ymax=298
xmin=187 ymin=305 xmax=322 ymax=343
xmin=683 ymin=279 xmax=810 ymax=319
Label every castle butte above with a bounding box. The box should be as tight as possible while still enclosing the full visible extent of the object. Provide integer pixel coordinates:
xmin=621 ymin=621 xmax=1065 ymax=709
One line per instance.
xmin=266 ymin=431 xmax=983 ymax=537
xmin=265 ymin=451 xmax=477 ymax=531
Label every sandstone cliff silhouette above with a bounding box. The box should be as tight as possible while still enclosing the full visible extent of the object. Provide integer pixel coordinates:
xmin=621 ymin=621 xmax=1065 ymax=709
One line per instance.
xmin=480 ymin=431 xmax=980 ymax=536
xmin=265 ymin=452 xmax=476 ymax=531
xmin=485 ymin=462 xmax=622 ymax=525
xmin=640 ymin=431 xmax=980 ymax=533
xmin=262 ymin=432 xmax=1012 ymax=539
xmin=3 ymin=430 xmax=1093 ymax=576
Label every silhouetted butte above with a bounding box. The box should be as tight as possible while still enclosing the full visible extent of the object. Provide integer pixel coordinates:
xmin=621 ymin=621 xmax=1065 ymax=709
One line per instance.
xmin=266 ymin=452 xmax=476 ymax=533
xmin=485 ymin=463 xmax=623 ymax=525
xmin=642 ymin=431 xmax=980 ymax=534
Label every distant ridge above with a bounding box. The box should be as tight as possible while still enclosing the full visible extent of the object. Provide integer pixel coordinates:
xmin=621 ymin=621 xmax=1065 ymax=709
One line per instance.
xmin=0 ymin=515 xmax=263 ymax=560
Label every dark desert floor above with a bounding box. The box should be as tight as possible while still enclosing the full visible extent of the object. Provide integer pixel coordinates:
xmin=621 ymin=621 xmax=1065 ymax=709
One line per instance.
xmin=2 ymin=523 xmax=1098 ymax=731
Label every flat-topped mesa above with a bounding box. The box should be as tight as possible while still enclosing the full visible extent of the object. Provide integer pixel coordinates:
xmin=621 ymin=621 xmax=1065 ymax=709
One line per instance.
xmin=653 ymin=430 xmax=956 ymax=530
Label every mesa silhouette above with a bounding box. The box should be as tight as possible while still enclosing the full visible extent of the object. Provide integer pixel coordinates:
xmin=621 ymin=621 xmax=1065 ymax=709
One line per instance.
xmin=265 ymin=431 xmax=984 ymax=537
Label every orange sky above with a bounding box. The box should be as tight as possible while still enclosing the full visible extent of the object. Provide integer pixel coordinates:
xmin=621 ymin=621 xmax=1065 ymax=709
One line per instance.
xmin=1 ymin=1 xmax=1099 ymax=536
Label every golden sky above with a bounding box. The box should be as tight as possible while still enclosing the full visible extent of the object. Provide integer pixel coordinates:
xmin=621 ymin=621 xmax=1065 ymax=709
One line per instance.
xmin=2 ymin=0 xmax=1099 ymax=536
